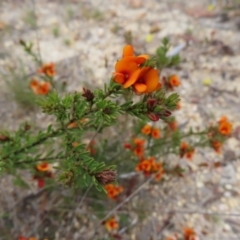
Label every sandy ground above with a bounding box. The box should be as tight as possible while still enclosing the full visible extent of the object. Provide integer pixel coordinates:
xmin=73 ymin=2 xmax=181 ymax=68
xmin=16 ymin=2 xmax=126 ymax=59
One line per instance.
xmin=0 ymin=0 xmax=240 ymax=239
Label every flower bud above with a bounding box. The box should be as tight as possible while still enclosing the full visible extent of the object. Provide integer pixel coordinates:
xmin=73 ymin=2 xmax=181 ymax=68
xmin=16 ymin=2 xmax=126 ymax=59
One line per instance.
xmin=95 ymin=169 xmax=117 ymax=185
xmin=147 ymin=98 xmax=157 ymax=110
xmin=82 ymin=87 xmax=94 ymax=101
xmin=147 ymin=112 xmax=160 ymax=122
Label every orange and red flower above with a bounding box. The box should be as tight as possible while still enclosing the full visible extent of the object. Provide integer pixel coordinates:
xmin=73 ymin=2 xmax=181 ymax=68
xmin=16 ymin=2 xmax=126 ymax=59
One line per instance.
xmin=136 ymin=156 xmax=164 ymax=180
xmin=105 ymin=184 xmax=123 ymax=200
xmin=133 ymin=138 xmax=145 ymax=157
xmin=104 ymin=216 xmax=119 ymax=232
xmin=183 ymin=227 xmax=197 ymax=240
xmin=141 ymin=125 xmax=152 ymax=135
xmin=211 ymin=140 xmax=222 ymax=154
xmin=218 ymin=117 xmax=232 ymax=136
xmin=38 ymin=62 xmax=56 ymax=77
xmin=30 ymin=79 xmax=51 ymax=95
xmin=169 ymin=75 xmax=181 ymax=87
xmin=141 ymin=125 xmax=160 ymax=139
xmin=151 ymin=128 xmax=160 ymax=139
xmin=33 ymin=162 xmax=53 ymax=188
xmin=180 ymin=142 xmax=195 ymax=161
xmin=36 ymin=162 xmax=50 ymax=172
xmin=168 ymin=120 xmax=178 ymax=131
xmin=113 ymin=45 xmax=161 ymax=94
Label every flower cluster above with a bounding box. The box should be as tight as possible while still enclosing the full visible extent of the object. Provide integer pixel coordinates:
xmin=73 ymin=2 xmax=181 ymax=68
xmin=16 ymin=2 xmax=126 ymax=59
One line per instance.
xmin=105 ymin=184 xmax=123 ymax=200
xmin=113 ymin=45 xmax=161 ymax=94
xmin=136 ymin=156 xmax=165 ymax=181
xmin=166 ymin=227 xmax=198 ymax=240
xmin=209 ymin=116 xmax=232 ymax=154
xmin=141 ymin=124 xmax=160 ymax=139
xmin=32 ymin=162 xmax=53 ymax=188
xmin=30 ymin=62 xmax=55 ymax=95
xmin=30 ymin=79 xmax=51 ymax=95
xmin=38 ymin=62 xmax=56 ymax=77
xmin=180 ymin=142 xmax=195 ymax=161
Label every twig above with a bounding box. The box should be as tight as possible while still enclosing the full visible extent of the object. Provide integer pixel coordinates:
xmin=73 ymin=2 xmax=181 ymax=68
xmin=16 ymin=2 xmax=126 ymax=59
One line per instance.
xmin=88 ymin=172 xmax=158 ymax=240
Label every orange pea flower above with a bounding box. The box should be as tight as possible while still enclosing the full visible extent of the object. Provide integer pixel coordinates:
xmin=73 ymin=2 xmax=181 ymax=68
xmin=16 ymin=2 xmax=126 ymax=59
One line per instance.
xmin=122 ymin=45 xmax=149 ymax=64
xmin=133 ymin=138 xmax=145 ymax=157
xmin=168 ymin=120 xmax=178 ymax=131
xmin=185 ymin=149 xmax=195 ymax=161
xmin=38 ymin=62 xmax=56 ymax=77
xmin=218 ymin=115 xmax=228 ymax=125
xmin=124 ymin=67 xmax=161 ymax=94
xmin=136 ymin=159 xmax=152 ymax=173
xmin=36 ymin=162 xmax=50 ymax=172
xmin=136 ymin=156 xmax=164 ymax=179
xmin=180 ymin=142 xmax=195 ymax=161
xmin=105 ymin=184 xmax=123 ymax=200
xmin=183 ymin=227 xmax=197 ymax=240
xmin=211 ymin=140 xmax=222 ymax=154
xmin=113 ymin=45 xmax=161 ymax=94
xmin=104 ymin=216 xmax=119 ymax=232
xmin=141 ymin=124 xmax=152 ymax=135
xmin=18 ymin=236 xmax=27 ymax=240
xmin=169 ymin=75 xmax=181 ymax=87
xmin=218 ymin=121 xmax=232 ymax=136
xmin=133 ymin=138 xmax=145 ymax=146
xmin=30 ymin=79 xmax=51 ymax=95
xmin=151 ymin=128 xmax=160 ymax=139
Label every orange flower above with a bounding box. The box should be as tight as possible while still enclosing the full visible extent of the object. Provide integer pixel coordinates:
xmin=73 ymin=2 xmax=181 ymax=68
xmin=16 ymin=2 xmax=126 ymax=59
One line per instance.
xmin=134 ymin=146 xmax=144 ymax=157
xmin=185 ymin=149 xmax=195 ymax=161
xmin=105 ymin=216 xmax=119 ymax=232
xmin=113 ymin=59 xmax=139 ymax=85
xmin=124 ymin=67 xmax=161 ymax=94
xmin=105 ymin=184 xmax=123 ymax=200
xmin=151 ymin=128 xmax=160 ymax=139
xmin=18 ymin=237 xmax=27 ymax=240
xmin=36 ymin=162 xmax=50 ymax=172
xmin=133 ymin=138 xmax=145 ymax=157
xmin=29 ymin=238 xmax=38 ymax=240
xmin=168 ymin=121 xmax=178 ymax=131
xmin=122 ymin=45 xmax=149 ymax=64
xmin=183 ymin=227 xmax=196 ymax=240
xmin=113 ymin=45 xmax=161 ymax=94
xmin=211 ymin=140 xmax=222 ymax=154
xmin=218 ymin=121 xmax=232 ymax=135
xmin=136 ymin=159 xmax=152 ymax=172
xmin=180 ymin=142 xmax=194 ymax=161
xmin=38 ymin=62 xmax=56 ymax=77
xmin=30 ymin=79 xmax=51 ymax=95
xmin=136 ymin=157 xmax=164 ymax=179
xmin=218 ymin=116 xmax=228 ymax=125
xmin=169 ymin=75 xmax=181 ymax=87
xmin=133 ymin=138 xmax=145 ymax=146
xmin=141 ymin=125 xmax=152 ymax=135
